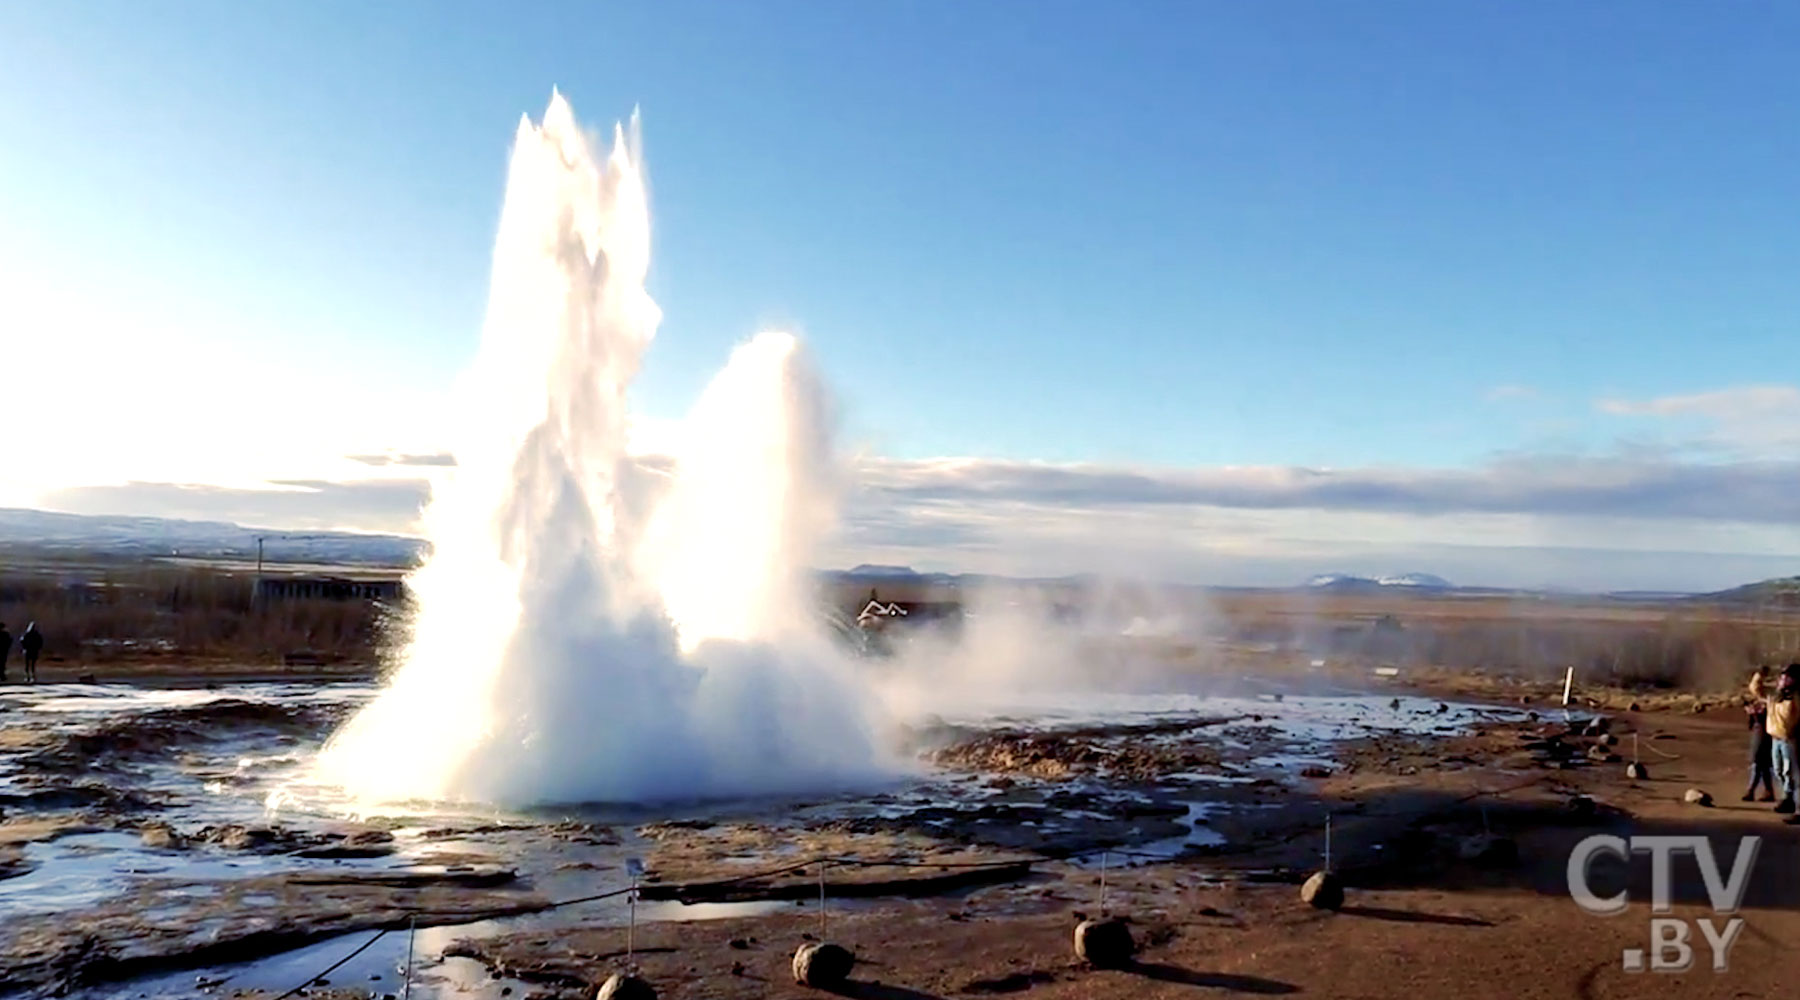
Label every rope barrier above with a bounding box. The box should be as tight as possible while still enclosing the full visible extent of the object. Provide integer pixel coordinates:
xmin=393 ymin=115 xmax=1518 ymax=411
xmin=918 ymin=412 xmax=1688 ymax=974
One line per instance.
xmin=268 ymin=929 xmax=390 ymax=1000
xmin=261 ymin=852 xmax=1043 ymax=998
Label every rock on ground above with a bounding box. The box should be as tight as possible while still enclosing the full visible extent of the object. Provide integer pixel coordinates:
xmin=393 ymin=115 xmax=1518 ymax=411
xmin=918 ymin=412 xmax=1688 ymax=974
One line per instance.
xmin=1301 ymin=870 xmax=1344 ymax=910
xmin=792 ymin=942 xmax=855 ymax=988
xmin=1073 ymin=918 xmax=1136 ymax=967
xmin=591 ymin=973 xmax=656 ymax=1000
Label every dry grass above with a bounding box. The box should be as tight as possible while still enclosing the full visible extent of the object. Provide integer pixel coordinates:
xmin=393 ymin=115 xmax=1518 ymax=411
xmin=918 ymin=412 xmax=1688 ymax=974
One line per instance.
xmin=827 ymin=578 xmax=1800 ymax=695
xmin=1210 ymin=591 xmax=1800 ymax=693
xmin=0 ymin=564 xmax=400 ymax=670
xmin=12 ymin=566 xmax=1795 ymax=693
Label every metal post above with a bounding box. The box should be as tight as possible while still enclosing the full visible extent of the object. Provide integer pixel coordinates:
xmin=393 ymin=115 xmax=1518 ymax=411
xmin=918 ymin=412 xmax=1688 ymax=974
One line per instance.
xmin=402 ymin=915 xmax=416 ymax=1000
xmin=1098 ymin=851 xmax=1109 ymax=915
xmin=1324 ymin=815 xmax=1332 ymax=869
xmin=628 ymin=875 xmax=638 ymax=969
xmin=1561 ymin=666 xmax=1574 ymax=707
xmin=818 ymin=860 xmax=828 ymax=938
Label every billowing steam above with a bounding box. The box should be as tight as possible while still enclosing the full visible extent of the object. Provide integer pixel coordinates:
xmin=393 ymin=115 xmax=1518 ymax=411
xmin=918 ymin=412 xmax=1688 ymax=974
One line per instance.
xmin=311 ymin=94 xmax=888 ymax=807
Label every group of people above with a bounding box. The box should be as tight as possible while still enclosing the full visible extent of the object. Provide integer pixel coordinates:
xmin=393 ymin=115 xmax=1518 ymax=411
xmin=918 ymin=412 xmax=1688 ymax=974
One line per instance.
xmin=0 ymin=622 xmax=43 ymax=684
xmin=1745 ymin=663 xmax=1800 ymax=820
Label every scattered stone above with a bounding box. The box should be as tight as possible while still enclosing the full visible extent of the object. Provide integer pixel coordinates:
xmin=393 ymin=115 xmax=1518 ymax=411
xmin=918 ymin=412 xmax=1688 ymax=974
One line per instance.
xmin=1626 ymin=762 xmax=1649 ymax=780
xmin=1684 ymin=789 xmax=1714 ymax=807
xmin=592 ymin=973 xmax=657 ymax=1000
xmin=1299 ymin=766 xmax=1331 ymax=779
xmin=792 ymin=942 xmax=855 ymax=988
xmin=1584 ymin=717 xmax=1611 ymax=737
xmin=1072 ymin=918 xmax=1136 ymax=967
xmin=1586 ymin=745 xmax=1619 ymax=763
xmin=1300 ymin=870 xmax=1343 ymax=910
xmin=1566 ymin=794 xmax=1597 ymax=819
xmin=728 ymin=938 xmax=750 ymax=950
xmin=1628 ymin=702 xmax=1641 ymax=713
xmin=1436 ymin=703 xmax=1449 ymax=714
xmin=1456 ymin=834 xmax=1519 ymax=869
xmin=210 ymin=825 xmax=278 ymax=851
xmin=343 ymin=829 xmax=395 ymax=846
xmin=293 ymin=842 xmax=396 ymax=860
xmin=1598 ymin=733 xmax=1617 ymax=747
xmin=139 ymin=822 xmax=185 ymax=850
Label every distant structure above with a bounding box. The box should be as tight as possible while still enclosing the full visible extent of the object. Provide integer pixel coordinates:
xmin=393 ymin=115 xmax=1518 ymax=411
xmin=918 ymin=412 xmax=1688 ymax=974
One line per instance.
xmin=857 ymin=599 xmax=910 ymax=630
xmin=255 ymin=576 xmax=405 ymax=602
xmin=854 ymin=591 xmax=962 ymax=633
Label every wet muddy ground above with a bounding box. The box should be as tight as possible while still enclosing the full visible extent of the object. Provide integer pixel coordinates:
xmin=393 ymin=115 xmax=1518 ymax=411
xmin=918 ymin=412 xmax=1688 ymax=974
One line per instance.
xmin=0 ymin=672 xmax=1559 ymax=998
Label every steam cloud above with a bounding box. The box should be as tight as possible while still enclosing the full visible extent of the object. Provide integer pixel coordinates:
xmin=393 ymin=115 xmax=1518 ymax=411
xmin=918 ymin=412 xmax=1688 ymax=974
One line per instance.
xmin=311 ymin=94 xmax=889 ymax=807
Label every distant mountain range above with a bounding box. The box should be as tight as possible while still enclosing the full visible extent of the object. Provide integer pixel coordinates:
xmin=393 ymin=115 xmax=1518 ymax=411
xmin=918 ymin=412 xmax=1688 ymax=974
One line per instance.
xmin=1704 ymin=576 xmax=1800 ymax=607
xmin=0 ymin=508 xmax=424 ymax=567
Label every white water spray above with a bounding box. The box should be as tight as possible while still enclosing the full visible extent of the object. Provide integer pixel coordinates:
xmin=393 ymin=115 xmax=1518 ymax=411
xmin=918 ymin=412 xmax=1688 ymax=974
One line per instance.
xmin=311 ymin=93 xmax=886 ymax=808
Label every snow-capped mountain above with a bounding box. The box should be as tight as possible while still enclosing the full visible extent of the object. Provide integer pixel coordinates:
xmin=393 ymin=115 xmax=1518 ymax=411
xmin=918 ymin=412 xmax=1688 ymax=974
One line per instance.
xmin=0 ymin=508 xmax=423 ymax=566
xmin=1306 ymin=572 xmax=1454 ymax=591
xmin=1377 ymin=573 xmax=1453 ymax=589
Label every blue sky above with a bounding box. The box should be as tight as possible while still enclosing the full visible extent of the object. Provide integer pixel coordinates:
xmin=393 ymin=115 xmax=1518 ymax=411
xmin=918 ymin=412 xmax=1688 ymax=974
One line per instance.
xmin=4 ymin=2 xmax=1797 ymax=589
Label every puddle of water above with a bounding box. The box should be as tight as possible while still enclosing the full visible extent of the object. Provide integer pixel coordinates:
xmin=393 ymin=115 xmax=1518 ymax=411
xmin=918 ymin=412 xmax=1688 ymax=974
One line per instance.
xmin=81 ymin=922 xmax=536 ymax=1000
xmin=12 ymin=676 xmax=1537 ymax=999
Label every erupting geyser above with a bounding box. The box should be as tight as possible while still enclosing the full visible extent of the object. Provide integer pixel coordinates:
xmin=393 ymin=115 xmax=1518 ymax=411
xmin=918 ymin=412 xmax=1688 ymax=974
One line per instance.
xmin=311 ymin=93 xmax=887 ymax=807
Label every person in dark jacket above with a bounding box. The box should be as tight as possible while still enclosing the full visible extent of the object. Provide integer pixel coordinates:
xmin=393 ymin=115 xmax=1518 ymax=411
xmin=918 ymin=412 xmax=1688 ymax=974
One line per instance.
xmin=19 ymin=623 xmax=42 ymax=684
xmin=0 ymin=623 xmax=10 ymax=683
xmin=1745 ymin=666 xmax=1776 ymax=802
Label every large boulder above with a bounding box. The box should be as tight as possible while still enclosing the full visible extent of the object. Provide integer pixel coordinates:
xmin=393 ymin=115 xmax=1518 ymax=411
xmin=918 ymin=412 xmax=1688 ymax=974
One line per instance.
xmin=792 ymin=942 xmax=855 ymax=988
xmin=1626 ymin=762 xmax=1649 ymax=780
xmin=591 ymin=974 xmax=656 ymax=1000
xmin=1684 ymin=788 xmax=1714 ymax=807
xmin=1073 ymin=918 xmax=1135 ymax=968
xmin=1300 ymin=870 xmax=1343 ymax=910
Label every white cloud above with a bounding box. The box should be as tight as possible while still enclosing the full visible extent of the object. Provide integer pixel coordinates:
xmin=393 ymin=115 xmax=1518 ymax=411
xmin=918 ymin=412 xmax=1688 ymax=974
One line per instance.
xmin=1484 ymin=384 xmax=1540 ymax=402
xmin=1597 ymin=384 xmax=1800 ymax=458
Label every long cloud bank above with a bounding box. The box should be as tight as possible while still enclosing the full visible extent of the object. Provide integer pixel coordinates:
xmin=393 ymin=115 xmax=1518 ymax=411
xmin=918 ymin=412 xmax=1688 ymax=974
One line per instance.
xmin=38 ymin=453 xmax=1800 ymax=591
xmin=855 ymin=456 xmax=1800 ymax=524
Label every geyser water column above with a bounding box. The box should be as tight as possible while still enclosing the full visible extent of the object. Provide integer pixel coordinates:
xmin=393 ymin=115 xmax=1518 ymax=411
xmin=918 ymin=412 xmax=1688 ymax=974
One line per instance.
xmin=310 ymin=93 xmax=887 ymax=808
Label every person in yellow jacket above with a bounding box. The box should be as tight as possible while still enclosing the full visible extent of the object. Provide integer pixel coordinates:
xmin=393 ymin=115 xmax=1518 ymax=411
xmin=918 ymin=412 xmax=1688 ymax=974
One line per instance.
xmin=1768 ymin=666 xmax=1800 ymax=814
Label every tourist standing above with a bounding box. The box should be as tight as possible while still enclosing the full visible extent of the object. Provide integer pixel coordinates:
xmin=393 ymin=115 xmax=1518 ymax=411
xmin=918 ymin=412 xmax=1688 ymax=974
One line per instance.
xmin=18 ymin=623 xmax=42 ymax=684
xmin=1745 ymin=666 xmax=1775 ymax=802
xmin=1768 ymin=666 xmax=1800 ymax=813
